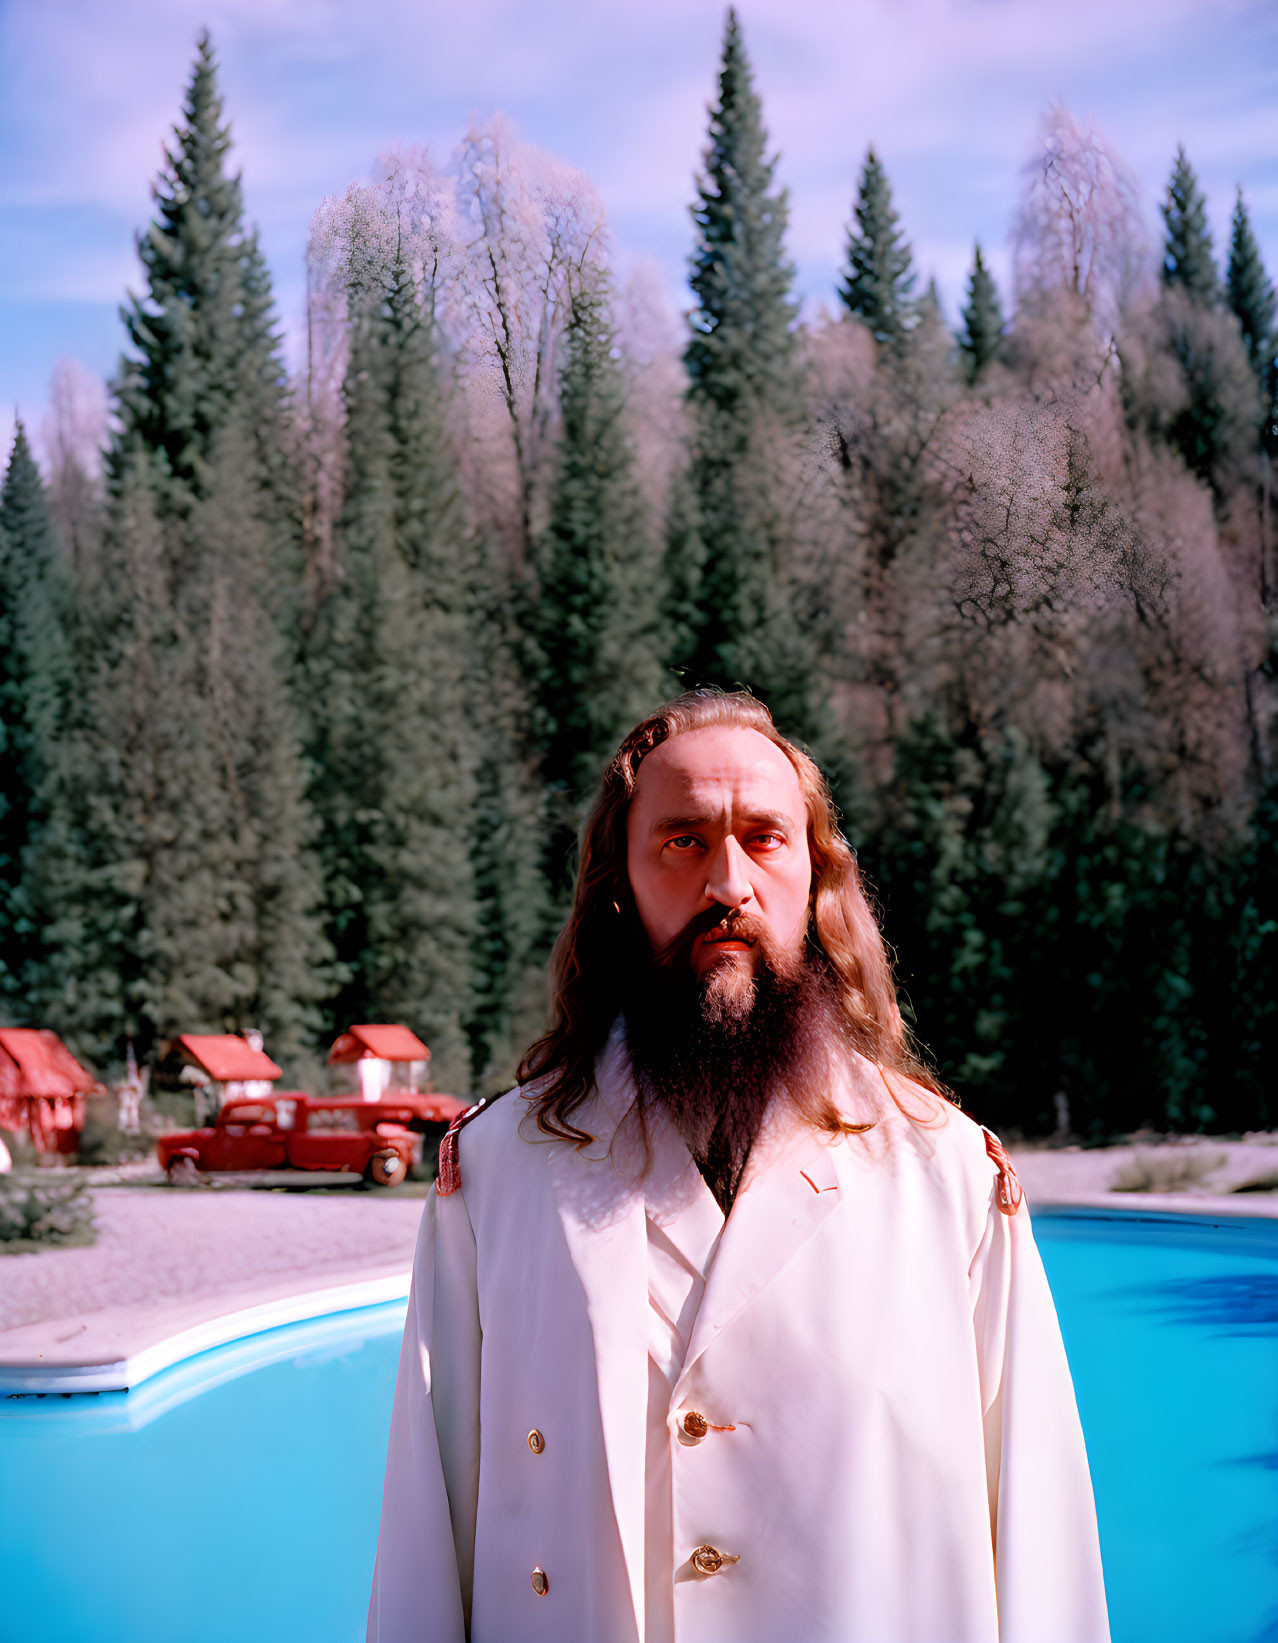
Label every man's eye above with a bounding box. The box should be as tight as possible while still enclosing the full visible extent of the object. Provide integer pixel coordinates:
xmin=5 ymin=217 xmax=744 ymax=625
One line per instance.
xmin=753 ymin=832 xmax=786 ymax=849
xmin=665 ymin=835 xmax=700 ymax=851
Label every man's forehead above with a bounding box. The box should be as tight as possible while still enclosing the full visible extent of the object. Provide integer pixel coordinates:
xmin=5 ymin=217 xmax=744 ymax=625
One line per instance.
xmin=630 ymin=727 xmax=806 ymax=819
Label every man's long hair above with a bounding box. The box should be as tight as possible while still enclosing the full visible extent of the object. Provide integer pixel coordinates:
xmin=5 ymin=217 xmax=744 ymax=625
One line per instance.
xmin=518 ymin=690 xmax=955 ymax=1143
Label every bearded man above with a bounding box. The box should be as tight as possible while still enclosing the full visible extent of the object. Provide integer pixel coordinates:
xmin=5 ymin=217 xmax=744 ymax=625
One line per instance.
xmin=367 ymin=691 xmax=1110 ymax=1643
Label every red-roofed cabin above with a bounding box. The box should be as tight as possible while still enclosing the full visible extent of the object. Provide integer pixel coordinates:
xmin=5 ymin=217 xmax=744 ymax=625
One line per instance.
xmin=328 ymin=1024 xmax=432 ymax=1103
xmin=175 ymin=1032 xmax=282 ymax=1127
xmin=0 ymin=1029 xmax=101 ymax=1155
xmin=326 ymin=1025 xmax=465 ymax=1135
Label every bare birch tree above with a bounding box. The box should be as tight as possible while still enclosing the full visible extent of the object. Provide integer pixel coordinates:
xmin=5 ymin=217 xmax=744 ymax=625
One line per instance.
xmin=450 ymin=116 xmax=608 ymax=564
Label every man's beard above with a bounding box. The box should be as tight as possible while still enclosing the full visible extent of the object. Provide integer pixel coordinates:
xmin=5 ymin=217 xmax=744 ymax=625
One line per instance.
xmin=621 ymin=905 xmax=841 ymax=1212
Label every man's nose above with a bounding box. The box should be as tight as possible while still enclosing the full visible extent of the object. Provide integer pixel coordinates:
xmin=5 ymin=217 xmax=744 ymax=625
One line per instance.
xmin=704 ymin=836 xmax=753 ymax=910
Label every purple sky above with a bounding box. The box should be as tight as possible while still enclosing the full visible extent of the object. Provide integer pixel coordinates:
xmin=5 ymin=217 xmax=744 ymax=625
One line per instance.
xmin=2 ymin=0 xmax=1275 ymax=461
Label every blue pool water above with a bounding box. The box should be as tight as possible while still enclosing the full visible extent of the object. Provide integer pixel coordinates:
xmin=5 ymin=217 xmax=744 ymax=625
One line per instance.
xmin=2 ymin=1208 xmax=1276 ymax=1643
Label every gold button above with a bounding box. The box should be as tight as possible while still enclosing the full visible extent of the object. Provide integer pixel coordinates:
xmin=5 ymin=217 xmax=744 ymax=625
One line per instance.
xmin=691 ymin=1544 xmax=739 ymax=1575
xmin=682 ymin=1410 xmax=709 ymax=1439
xmin=527 ymin=1428 xmax=545 ymax=1454
xmin=530 ymin=1566 xmax=548 ymax=1597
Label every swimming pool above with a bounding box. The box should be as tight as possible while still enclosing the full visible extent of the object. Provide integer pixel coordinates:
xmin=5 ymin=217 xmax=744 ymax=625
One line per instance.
xmin=2 ymin=1208 xmax=1276 ymax=1643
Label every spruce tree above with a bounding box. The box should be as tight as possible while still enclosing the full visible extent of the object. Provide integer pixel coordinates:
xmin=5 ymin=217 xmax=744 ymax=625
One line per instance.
xmin=685 ymin=8 xmax=797 ymax=415
xmin=679 ymin=8 xmax=815 ymax=735
xmin=1160 ymin=145 xmax=1217 ymax=304
xmin=1144 ymin=156 xmax=1258 ymax=499
xmin=375 ymin=253 xmax=480 ymax=1088
xmin=40 ymin=35 xmax=328 ymax=1074
xmin=111 ymin=32 xmax=297 ymax=586
xmin=467 ymin=604 xmax=549 ymax=1092
xmin=178 ymin=429 xmax=328 ymax=1067
xmin=311 ymin=253 xmax=480 ymax=1090
xmin=237 ymin=226 xmax=306 ymax=618
xmin=660 ymin=464 xmax=706 ymax=685
xmin=30 ymin=442 xmax=328 ymax=1072
xmin=959 ymin=243 xmax=1004 ymax=379
xmin=0 ymin=424 xmax=73 ymax=1020
xmin=840 ymin=147 xmax=916 ymax=348
xmin=29 ymin=460 xmax=179 ymax=1062
xmin=1226 ymin=187 xmax=1276 ymax=385
xmin=112 ymin=32 xmax=246 ymax=512
xmin=527 ymin=275 xmax=667 ymax=910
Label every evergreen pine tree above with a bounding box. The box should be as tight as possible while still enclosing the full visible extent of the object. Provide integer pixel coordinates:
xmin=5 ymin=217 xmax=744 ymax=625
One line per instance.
xmin=1160 ymin=145 xmax=1218 ymax=304
xmin=959 ymin=243 xmax=1004 ymax=379
xmin=678 ymin=8 xmax=816 ymax=736
xmin=0 ymin=423 xmax=73 ymax=1020
xmin=467 ymin=600 xmax=549 ymax=1092
xmin=840 ymin=147 xmax=917 ymax=347
xmin=111 ymin=32 xmax=248 ymax=515
xmin=179 ymin=429 xmax=328 ymax=1068
xmin=39 ymin=35 xmax=327 ymax=1074
xmin=30 ymin=442 xmax=328 ymax=1072
xmin=237 ymin=226 xmax=306 ymax=617
xmin=527 ymin=275 xmax=668 ymax=911
xmin=1226 ymin=187 xmax=1276 ymax=385
xmin=110 ymin=32 xmax=299 ymax=606
xmin=310 ymin=253 xmax=481 ymax=1090
xmin=1141 ymin=155 xmax=1258 ymax=499
xmin=660 ymin=463 xmax=706 ymax=686
xmin=685 ymin=8 xmax=797 ymax=416
xmin=28 ymin=461 xmax=180 ymax=1062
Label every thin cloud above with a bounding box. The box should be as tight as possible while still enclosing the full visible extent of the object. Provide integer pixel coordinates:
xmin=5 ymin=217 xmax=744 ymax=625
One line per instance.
xmin=0 ymin=0 xmax=1274 ymax=424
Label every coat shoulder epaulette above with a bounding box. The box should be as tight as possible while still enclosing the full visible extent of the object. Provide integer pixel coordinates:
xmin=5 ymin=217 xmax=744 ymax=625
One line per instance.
xmin=980 ymin=1124 xmax=1023 ymax=1216
xmin=437 ymin=1100 xmax=489 ymax=1197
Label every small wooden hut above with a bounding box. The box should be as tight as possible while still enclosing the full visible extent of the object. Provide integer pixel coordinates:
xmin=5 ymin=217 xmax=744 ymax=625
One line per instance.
xmin=328 ymin=1025 xmax=432 ymax=1101
xmin=173 ymin=1033 xmax=283 ymax=1125
xmin=0 ymin=1029 xmax=101 ymax=1155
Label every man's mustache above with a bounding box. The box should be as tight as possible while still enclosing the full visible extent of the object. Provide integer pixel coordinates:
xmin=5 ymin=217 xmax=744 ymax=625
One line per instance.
xmin=653 ymin=904 xmax=769 ymax=970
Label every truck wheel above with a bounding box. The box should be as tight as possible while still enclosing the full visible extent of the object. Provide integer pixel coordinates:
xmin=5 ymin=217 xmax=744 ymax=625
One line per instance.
xmin=364 ymin=1148 xmax=408 ymax=1188
xmin=167 ymin=1155 xmax=199 ymax=1187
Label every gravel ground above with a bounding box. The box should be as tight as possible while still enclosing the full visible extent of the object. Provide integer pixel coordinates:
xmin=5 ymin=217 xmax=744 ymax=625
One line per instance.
xmin=4 ymin=1132 xmax=1277 ymax=1338
xmin=0 ymin=1184 xmax=425 ymax=1333
xmin=1008 ymin=1133 xmax=1278 ymax=1203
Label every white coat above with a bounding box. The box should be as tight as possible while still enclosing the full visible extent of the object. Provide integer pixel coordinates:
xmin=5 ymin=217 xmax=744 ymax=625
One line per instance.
xmin=367 ymin=1031 xmax=1110 ymax=1643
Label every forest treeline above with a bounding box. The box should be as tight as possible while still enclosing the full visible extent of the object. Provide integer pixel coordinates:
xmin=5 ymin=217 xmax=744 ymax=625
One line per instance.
xmin=1 ymin=14 xmax=1274 ymax=1136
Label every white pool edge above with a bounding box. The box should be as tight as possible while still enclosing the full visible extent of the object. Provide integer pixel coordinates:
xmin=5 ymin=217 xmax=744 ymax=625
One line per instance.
xmin=0 ymin=1269 xmax=412 ymax=1395
xmin=4 ymin=1190 xmax=1276 ymax=1398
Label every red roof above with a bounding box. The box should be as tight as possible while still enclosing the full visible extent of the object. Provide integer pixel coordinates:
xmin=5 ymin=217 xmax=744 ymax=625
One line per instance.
xmin=177 ymin=1034 xmax=283 ymax=1082
xmin=0 ymin=1029 xmax=98 ymax=1099
xmin=328 ymin=1024 xmax=432 ymax=1064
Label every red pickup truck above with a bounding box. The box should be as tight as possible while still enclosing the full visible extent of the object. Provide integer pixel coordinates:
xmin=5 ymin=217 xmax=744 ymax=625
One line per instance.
xmin=156 ymin=1090 xmax=467 ymax=1187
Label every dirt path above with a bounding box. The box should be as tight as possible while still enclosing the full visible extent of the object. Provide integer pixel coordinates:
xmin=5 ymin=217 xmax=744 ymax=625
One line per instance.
xmin=0 ymin=1184 xmax=424 ymax=1333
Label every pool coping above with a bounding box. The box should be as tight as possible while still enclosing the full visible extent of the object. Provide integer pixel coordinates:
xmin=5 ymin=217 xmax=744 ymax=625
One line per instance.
xmin=1030 ymin=1189 xmax=1278 ymax=1221
xmin=2 ymin=1189 xmax=1275 ymax=1396
xmin=0 ymin=1261 xmax=412 ymax=1395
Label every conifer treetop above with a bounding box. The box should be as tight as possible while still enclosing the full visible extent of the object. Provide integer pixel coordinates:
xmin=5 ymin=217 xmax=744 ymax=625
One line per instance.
xmin=685 ymin=7 xmax=797 ymax=411
xmin=1160 ymin=143 xmax=1217 ymax=304
xmin=112 ymin=30 xmax=276 ymax=513
xmin=840 ymin=145 xmax=917 ymax=348
xmin=0 ymin=420 xmax=63 ymax=592
xmin=1226 ymin=186 xmax=1276 ymax=381
xmin=959 ymin=241 xmax=1004 ymax=378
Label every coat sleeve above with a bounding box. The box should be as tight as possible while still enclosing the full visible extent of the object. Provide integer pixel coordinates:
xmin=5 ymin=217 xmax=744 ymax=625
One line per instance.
xmin=367 ymin=1181 xmax=482 ymax=1642
xmin=970 ymin=1193 xmax=1111 ymax=1643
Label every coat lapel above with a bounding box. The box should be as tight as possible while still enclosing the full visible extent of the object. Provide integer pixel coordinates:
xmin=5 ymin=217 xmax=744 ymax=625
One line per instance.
xmin=672 ymin=1121 xmax=845 ymax=1403
xmin=546 ymin=1043 xmax=649 ymax=1642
